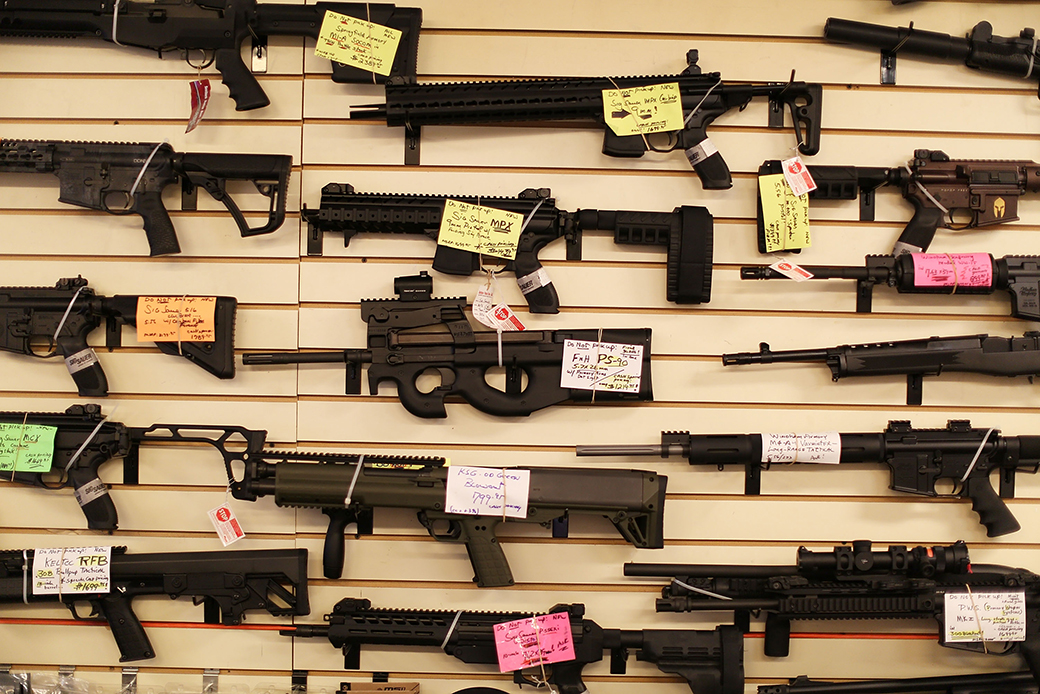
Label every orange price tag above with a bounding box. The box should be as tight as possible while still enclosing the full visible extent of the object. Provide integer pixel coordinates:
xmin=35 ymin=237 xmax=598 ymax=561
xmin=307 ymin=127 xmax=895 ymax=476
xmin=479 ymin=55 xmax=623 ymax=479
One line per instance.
xmin=136 ymin=297 xmax=217 ymax=342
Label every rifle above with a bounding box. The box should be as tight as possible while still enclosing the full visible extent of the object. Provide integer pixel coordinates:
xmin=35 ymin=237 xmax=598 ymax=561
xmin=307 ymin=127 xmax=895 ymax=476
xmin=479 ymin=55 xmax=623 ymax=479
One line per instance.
xmin=0 ymin=139 xmax=292 ymax=256
xmin=281 ymin=599 xmax=744 ymax=694
xmin=351 ymin=49 xmax=823 ymax=186
xmin=740 ymin=254 xmax=1040 ymax=319
xmin=303 ymin=183 xmax=714 ymax=313
xmin=624 ymin=540 xmax=1040 ymax=682
xmin=759 ymin=671 xmax=1037 ymax=694
xmin=823 ymin=18 xmax=1040 ymax=96
xmin=0 ymin=546 xmax=309 ymax=662
xmin=0 ymin=277 xmax=237 ymax=397
xmin=577 ymin=419 xmax=1040 ymax=537
xmin=755 ymin=151 xmax=1040 ymax=255
xmin=242 ymin=271 xmax=655 ymax=417
xmin=721 ymin=333 xmax=1040 ymax=406
xmin=0 ymin=2 xmax=422 ymax=110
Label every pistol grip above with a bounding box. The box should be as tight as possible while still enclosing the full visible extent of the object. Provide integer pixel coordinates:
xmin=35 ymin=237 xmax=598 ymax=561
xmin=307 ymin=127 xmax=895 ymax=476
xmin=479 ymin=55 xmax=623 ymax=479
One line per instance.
xmin=97 ymin=594 xmax=155 ymax=662
xmin=134 ymin=190 xmax=181 ymax=256
xmin=68 ymin=466 xmax=117 ymax=531
xmin=512 ymin=250 xmax=559 ymax=314
xmin=214 ymin=47 xmax=270 ymax=111
xmin=459 ymin=518 xmax=513 ymax=587
xmin=964 ymin=475 xmax=1021 ymax=537
xmin=893 ymin=198 xmax=945 ymax=254
xmin=689 ymin=147 xmax=732 ymax=190
xmin=56 ymin=334 xmax=108 ymax=397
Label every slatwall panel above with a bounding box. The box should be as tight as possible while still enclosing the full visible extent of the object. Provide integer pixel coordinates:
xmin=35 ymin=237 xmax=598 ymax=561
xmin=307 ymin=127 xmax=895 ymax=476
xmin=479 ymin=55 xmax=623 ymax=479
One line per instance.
xmin=2 ymin=1 xmax=1040 ymax=693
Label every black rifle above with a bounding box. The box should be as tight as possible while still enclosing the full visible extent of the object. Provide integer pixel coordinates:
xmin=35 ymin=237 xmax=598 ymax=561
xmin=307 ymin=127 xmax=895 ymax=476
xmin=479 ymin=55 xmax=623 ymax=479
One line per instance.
xmin=127 ymin=421 xmax=667 ymax=586
xmin=0 ymin=546 xmax=308 ymax=662
xmin=756 ymin=152 xmax=1040 ymax=255
xmin=352 ymin=49 xmax=822 ymax=186
xmin=721 ymin=333 xmax=1040 ymax=406
xmin=824 ymin=18 xmax=1040 ymax=95
xmin=0 ymin=139 xmax=292 ymax=255
xmin=282 ymin=599 xmax=744 ymax=694
xmin=624 ymin=540 xmax=1040 ymax=682
xmin=242 ymin=271 xmax=654 ymax=417
xmin=303 ymin=183 xmax=713 ymax=313
xmin=759 ymin=671 xmax=1037 ymax=694
xmin=0 ymin=2 xmax=422 ymax=110
xmin=0 ymin=277 xmax=236 ymax=397
xmin=740 ymin=254 xmax=1040 ymax=319
xmin=577 ymin=419 xmax=1040 ymax=537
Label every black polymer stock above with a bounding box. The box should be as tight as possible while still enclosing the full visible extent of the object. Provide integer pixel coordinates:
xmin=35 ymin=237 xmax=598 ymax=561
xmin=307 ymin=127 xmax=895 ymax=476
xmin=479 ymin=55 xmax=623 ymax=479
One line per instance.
xmin=758 ymin=671 xmax=1038 ymax=694
xmin=722 ymin=333 xmax=1040 ymax=406
xmin=281 ymin=599 xmax=744 ymax=694
xmin=242 ymin=271 xmax=655 ymax=417
xmin=624 ymin=540 xmax=1040 ymax=682
xmin=0 ymin=139 xmax=292 ymax=255
xmin=578 ymin=420 xmax=1040 ymax=537
xmin=0 ymin=546 xmax=309 ymax=662
xmin=351 ymin=49 xmax=822 ymax=186
xmin=304 ymin=183 xmax=714 ymax=313
xmin=0 ymin=277 xmax=237 ymax=397
xmin=0 ymin=1 xmax=422 ymax=110
xmin=740 ymin=254 xmax=1040 ymax=320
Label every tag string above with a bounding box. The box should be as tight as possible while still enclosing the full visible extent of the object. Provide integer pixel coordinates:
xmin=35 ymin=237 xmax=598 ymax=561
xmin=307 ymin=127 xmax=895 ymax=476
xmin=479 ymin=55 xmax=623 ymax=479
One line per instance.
xmin=129 ymin=140 xmax=168 ymax=198
xmin=906 ymin=165 xmax=950 ymax=217
xmin=964 ymin=584 xmax=990 ymax=654
xmin=53 ymin=285 xmax=88 ymax=350
xmin=440 ymin=610 xmax=464 ymax=650
xmin=64 ymin=406 xmax=117 ymax=474
xmin=672 ymin=577 xmax=733 ymax=601
xmin=945 ymin=254 xmax=960 ymax=295
xmin=366 ymin=3 xmax=377 ymax=85
xmin=501 ymin=468 xmax=508 ymax=523
xmin=11 ymin=412 xmax=28 ymax=481
xmin=959 ymin=428 xmax=995 ymax=484
xmin=531 ymin=614 xmax=557 ymax=694
xmin=111 ymin=0 xmax=125 ymax=47
xmin=605 ymin=77 xmax=650 ymax=153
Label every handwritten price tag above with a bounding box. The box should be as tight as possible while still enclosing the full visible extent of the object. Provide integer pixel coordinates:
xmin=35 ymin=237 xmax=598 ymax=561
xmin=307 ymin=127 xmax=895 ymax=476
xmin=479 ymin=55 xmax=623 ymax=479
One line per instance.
xmin=315 ymin=10 xmax=402 ymax=77
xmin=761 ymin=433 xmax=841 ymax=464
xmin=494 ymin=612 xmax=575 ymax=672
xmin=0 ymin=423 xmax=56 ymax=472
xmin=911 ymin=253 xmax=993 ymax=288
xmin=560 ymin=340 xmax=643 ymax=393
xmin=445 ymin=466 xmax=531 ymax=519
xmin=437 ymin=199 xmax=524 ymax=260
xmin=602 ymin=83 xmax=684 ymax=137
xmin=759 ymin=173 xmax=810 ymax=252
xmin=944 ymin=591 xmax=1026 ymax=643
xmin=32 ymin=546 xmax=112 ymax=595
xmin=136 ymin=297 xmax=216 ymax=342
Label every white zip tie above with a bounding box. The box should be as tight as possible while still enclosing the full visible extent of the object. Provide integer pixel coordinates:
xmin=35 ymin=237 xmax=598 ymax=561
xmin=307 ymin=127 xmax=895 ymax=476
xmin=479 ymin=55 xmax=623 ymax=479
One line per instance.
xmin=519 ymin=197 xmax=545 ymax=234
xmin=22 ymin=550 xmax=29 ymax=604
xmin=1026 ymin=35 xmax=1038 ymax=79
xmin=439 ymin=610 xmax=464 ymax=650
xmin=64 ymin=406 xmax=118 ymax=473
xmin=906 ymin=165 xmax=950 ymax=216
xmin=111 ymin=0 xmax=126 ymax=47
xmin=959 ymin=428 xmax=995 ymax=484
xmin=344 ymin=454 xmax=365 ymax=506
xmin=684 ymin=78 xmax=723 ymax=126
xmin=672 ymin=577 xmax=734 ymax=601
xmin=53 ymin=285 xmax=88 ymax=346
xmin=129 ymin=140 xmax=168 ymax=198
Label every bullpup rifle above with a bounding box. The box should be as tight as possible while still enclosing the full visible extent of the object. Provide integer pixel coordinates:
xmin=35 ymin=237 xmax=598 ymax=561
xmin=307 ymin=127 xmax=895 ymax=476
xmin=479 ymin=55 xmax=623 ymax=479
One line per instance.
xmin=304 ymin=183 xmax=714 ymax=313
xmin=282 ymin=599 xmax=744 ymax=694
xmin=242 ymin=271 xmax=655 ymax=417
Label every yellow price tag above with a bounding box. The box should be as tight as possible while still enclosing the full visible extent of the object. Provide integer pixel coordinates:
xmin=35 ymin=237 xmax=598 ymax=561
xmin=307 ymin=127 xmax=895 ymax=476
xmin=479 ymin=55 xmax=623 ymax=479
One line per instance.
xmin=602 ymin=82 xmax=684 ymax=137
xmin=437 ymin=199 xmax=525 ymax=260
xmin=315 ymin=10 xmax=402 ymax=77
xmin=136 ymin=297 xmax=217 ymax=342
xmin=759 ymin=173 xmax=811 ymax=253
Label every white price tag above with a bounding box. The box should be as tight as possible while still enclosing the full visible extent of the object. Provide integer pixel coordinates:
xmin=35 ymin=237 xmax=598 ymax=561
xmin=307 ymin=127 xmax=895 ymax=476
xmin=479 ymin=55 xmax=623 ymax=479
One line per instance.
xmin=560 ymin=340 xmax=643 ymax=393
xmin=768 ymin=258 xmax=814 ymax=282
xmin=761 ymin=433 xmax=841 ymax=463
xmin=473 ymin=282 xmax=497 ymax=329
xmin=208 ymin=504 xmax=246 ymax=546
xmin=32 ymin=546 xmax=112 ymax=595
xmin=781 ymin=156 xmax=817 ymax=196
xmin=445 ymin=466 xmax=531 ymax=518
xmin=944 ymin=591 xmax=1026 ymax=643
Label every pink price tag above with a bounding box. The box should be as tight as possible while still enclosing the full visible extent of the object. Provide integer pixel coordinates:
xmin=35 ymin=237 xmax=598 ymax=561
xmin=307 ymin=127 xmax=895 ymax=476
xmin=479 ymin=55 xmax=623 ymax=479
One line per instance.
xmin=493 ymin=612 xmax=575 ymax=672
xmin=911 ymin=253 xmax=993 ymax=288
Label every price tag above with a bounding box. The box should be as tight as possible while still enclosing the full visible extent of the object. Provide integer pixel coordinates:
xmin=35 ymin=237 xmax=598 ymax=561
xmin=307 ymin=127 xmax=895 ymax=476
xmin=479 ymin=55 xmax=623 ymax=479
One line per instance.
xmin=560 ymin=340 xmax=643 ymax=393
xmin=437 ymin=199 xmax=524 ymax=260
xmin=444 ymin=466 xmax=531 ymax=519
xmin=944 ymin=591 xmax=1026 ymax=643
xmin=781 ymin=156 xmax=817 ymax=196
xmin=912 ymin=253 xmax=993 ymax=288
xmin=473 ymin=277 xmax=525 ymax=332
xmin=0 ymin=423 xmax=56 ymax=472
xmin=768 ymin=258 xmax=814 ymax=282
xmin=208 ymin=504 xmax=246 ymax=546
xmin=32 ymin=546 xmax=112 ymax=595
xmin=759 ymin=173 xmax=810 ymax=252
xmin=315 ymin=10 xmax=402 ymax=76
xmin=761 ymin=433 xmax=841 ymax=463
xmin=186 ymin=79 xmax=211 ymax=134
xmin=136 ymin=297 xmax=216 ymax=342
xmin=602 ymin=82 xmax=684 ymax=137
xmin=493 ymin=612 xmax=575 ymax=672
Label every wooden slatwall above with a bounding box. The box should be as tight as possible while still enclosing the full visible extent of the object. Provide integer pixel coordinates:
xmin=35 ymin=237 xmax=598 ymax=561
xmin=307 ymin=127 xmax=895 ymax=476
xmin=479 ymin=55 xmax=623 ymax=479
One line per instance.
xmin=3 ymin=0 xmax=1040 ymax=692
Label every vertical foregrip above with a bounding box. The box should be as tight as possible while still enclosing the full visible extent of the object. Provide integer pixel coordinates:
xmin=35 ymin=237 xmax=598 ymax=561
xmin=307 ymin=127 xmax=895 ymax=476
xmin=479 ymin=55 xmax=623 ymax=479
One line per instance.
xmin=322 ymin=509 xmax=352 ymax=579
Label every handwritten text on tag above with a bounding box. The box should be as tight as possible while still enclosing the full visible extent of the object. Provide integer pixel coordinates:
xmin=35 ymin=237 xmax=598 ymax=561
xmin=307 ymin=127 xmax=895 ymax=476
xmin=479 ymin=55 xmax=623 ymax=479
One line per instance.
xmin=494 ymin=612 xmax=575 ymax=672
xmin=315 ymin=11 xmax=402 ymax=76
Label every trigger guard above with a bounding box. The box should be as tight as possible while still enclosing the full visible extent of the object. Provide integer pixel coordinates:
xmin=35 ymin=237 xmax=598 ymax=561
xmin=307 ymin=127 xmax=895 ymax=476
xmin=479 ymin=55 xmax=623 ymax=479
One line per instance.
xmin=645 ymin=130 xmax=680 ymax=153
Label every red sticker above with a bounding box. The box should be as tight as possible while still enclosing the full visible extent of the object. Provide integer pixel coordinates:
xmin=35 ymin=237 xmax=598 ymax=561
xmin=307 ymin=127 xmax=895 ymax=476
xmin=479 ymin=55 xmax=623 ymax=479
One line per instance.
xmin=186 ymin=79 xmax=212 ymax=134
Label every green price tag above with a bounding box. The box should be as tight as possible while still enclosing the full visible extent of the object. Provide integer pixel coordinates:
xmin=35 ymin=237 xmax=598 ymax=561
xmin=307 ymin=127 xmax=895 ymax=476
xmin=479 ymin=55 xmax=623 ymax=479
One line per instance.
xmin=0 ymin=423 xmax=57 ymax=472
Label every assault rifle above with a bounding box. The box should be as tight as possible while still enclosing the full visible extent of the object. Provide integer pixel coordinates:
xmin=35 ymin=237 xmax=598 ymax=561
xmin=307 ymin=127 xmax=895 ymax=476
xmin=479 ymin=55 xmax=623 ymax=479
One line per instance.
xmin=756 ymin=151 xmax=1040 ymax=255
xmin=352 ymin=49 xmax=822 ymax=186
xmin=740 ymin=254 xmax=1040 ymax=319
xmin=824 ymin=18 xmax=1040 ymax=95
xmin=759 ymin=671 xmax=1038 ymax=694
xmin=282 ymin=599 xmax=744 ymax=694
xmin=577 ymin=419 xmax=1040 ymax=537
xmin=721 ymin=333 xmax=1040 ymax=406
xmin=304 ymin=183 xmax=714 ymax=313
xmin=242 ymin=271 xmax=655 ymax=417
xmin=0 ymin=140 xmax=292 ymax=255
xmin=0 ymin=277 xmax=236 ymax=396
xmin=0 ymin=546 xmax=309 ymax=662
xmin=624 ymin=540 xmax=1040 ymax=681
xmin=0 ymin=2 xmax=422 ymax=110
